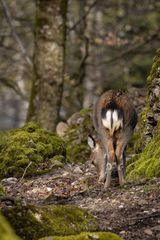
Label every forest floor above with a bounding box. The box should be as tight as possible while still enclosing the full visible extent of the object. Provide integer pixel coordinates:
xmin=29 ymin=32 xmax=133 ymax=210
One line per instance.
xmin=2 ymin=87 xmax=160 ymax=240
xmin=2 ymin=161 xmax=160 ymax=240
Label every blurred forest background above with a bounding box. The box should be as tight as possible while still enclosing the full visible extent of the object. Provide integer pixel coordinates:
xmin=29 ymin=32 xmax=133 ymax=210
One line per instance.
xmin=0 ymin=0 xmax=159 ymax=130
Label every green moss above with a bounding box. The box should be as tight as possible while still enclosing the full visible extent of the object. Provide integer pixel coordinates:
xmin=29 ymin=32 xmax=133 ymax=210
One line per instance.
xmin=0 ymin=122 xmax=66 ymax=179
xmin=2 ymin=202 xmax=98 ymax=240
xmin=14 ymin=159 xmax=30 ymax=167
xmin=133 ymin=104 xmax=150 ymax=153
xmin=127 ymin=135 xmax=160 ymax=180
xmin=0 ymin=213 xmax=21 ymax=240
xmin=128 ymin=48 xmax=160 ymax=180
xmin=39 ymin=232 xmax=122 ymax=240
xmin=0 ymin=131 xmax=8 ymax=152
xmin=51 ymin=155 xmax=65 ymax=162
xmin=131 ymin=49 xmax=160 ymax=153
xmin=147 ymin=48 xmax=160 ymax=87
xmin=79 ymin=108 xmax=92 ymax=117
xmin=66 ymin=144 xmax=89 ymax=163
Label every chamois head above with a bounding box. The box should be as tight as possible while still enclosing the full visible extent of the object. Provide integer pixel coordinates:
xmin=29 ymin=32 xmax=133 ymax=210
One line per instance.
xmin=88 ymin=135 xmax=106 ymax=183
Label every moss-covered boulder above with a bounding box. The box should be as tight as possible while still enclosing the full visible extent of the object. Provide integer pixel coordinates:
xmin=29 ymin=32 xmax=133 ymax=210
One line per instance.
xmin=134 ymin=48 xmax=160 ymax=152
xmin=127 ymin=49 xmax=160 ymax=179
xmin=0 ymin=108 xmax=94 ymax=177
xmin=0 ymin=213 xmax=21 ymax=240
xmin=39 ymin=232 xmax=123 ymax=240
xmin=65 ymin=108 xmax=94 ymax=163
xmin=0 ymin=122 xmax=66 ymax=179
xmin=127 ymin=135 xmax=160 ymax=179
xmin=2 ymin=201 xmax=98 ymax=240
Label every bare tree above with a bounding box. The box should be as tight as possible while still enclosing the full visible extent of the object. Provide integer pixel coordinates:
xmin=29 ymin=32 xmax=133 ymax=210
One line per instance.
xmin=62 ymin=0 xmax=92 ymax=119
xmin=27 ymin=0 xmax=68 ymax=131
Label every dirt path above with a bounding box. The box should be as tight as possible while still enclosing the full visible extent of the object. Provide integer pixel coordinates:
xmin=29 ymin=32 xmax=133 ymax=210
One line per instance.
xmin=2 ymin=161 xmax=160 ymax=240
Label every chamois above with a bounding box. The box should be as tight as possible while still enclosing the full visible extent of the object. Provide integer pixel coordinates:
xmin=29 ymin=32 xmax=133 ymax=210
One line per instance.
xmin=88 ymin=90 xmax=137 ymax=188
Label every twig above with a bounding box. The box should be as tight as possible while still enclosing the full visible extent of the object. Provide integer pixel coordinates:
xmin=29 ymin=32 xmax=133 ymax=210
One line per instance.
xmin=19 ymin=161 xmax=32 ymax=183
xmin=0 ymin=77 xmax=27 ymax=99
xmin=68 ymin=0 xmax=97 ymax=32
xmin=76 ymin=36 xmax=89 ymax=87
xmin=0 ymin=0 xmax=32 ymax=67
xmin=89 ymin=29 xmax=160 ymax=66
xmin=126 ymin=211 xmax=160 ymax=224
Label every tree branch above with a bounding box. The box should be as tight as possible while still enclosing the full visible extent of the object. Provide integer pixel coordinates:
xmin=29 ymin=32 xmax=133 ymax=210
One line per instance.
xmin=67 ymin=0 xmax=97 ymax=32
xmin=0 ymin=77 xmax=27 ymax=100
xmin=0 ymin=0 xmax=32 ymax=67
xmin=89 ymin=29 xmax=160 ymax=66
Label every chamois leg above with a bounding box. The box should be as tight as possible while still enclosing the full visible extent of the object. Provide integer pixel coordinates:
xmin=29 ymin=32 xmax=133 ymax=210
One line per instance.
xmin=98 ymin=156 xmax=106 ymax=183
xmin=104 ymin=139 xmax=115 ymax=188
xmin=115 ymin=140 xmax=127 ymax=186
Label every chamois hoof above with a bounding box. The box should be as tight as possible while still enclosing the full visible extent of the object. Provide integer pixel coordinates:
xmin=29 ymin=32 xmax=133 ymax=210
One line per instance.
xmin=98 ymin=174 xmax=106 ymax=183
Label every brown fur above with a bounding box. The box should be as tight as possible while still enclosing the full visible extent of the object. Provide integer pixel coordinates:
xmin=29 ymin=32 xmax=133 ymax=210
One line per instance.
xmin=94 ymin=90 xmax=137 ymax=131
xmin=90 ymin=90 xmax=137 ymax=188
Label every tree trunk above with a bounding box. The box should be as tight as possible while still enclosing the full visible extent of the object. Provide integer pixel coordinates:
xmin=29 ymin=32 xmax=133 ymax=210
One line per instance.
xmin=135 ymin=49 xmax=160 ymax=152
xmin=27 ymin=0 xmax=68 ymax=131
xmin=144 ymin=49 xmax=160 ymax=142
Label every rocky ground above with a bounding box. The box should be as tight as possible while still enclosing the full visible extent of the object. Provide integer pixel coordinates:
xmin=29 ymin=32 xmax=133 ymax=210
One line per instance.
xmin=1 ymin=160 xmax=160 ymax=240
xmin=1 ymin=86 xmax=160 ymax=240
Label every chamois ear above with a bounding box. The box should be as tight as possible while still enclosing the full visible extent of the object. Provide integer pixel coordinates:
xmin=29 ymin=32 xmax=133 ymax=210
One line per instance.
xmin=88 ymin=135 xmax=96 ymax=149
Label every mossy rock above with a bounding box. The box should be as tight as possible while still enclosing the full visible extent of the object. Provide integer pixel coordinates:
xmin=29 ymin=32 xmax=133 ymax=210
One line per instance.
xmin=132 ymin=105 xmax=150 ymax=153
xmin=0 ymin=213 xmax=21 ymax=240
xmin=65 ymin=108 xmax=94 ymax=163
xmin=2 ymin=202 xmax=98 ymax=240
xmin=0 ymin=122 xmax=66 ymax=179
xmin=147 ymin=48 xmax=160 ymax=87
xmin=127 ymin=135 xmax=160 ymax=180
xmin=39 ymin=232 xmax=123 ymax=240
xmin=127 ymin=49 xmax=160 ymax=179
xmin=134 ymin=48 xmax=160 ymax=151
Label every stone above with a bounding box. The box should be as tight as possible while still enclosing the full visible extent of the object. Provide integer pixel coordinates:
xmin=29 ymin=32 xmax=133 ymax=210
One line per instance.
xmin=144 ymin=228 xmax=153 ymax=236
xmin=1 ymin=177 xmax=18 ymax=184
xmin=73 ymin=166 xmax=83 ymax=174
xmin=56 ymin=122 xmax=68 ymax=137
xmin=151 ymin=225 xmax=160 ymax=231
xmin=67 ymin=112 xmax=83 ymax=125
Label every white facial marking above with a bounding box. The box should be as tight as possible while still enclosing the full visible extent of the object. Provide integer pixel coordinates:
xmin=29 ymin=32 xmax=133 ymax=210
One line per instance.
xmin=88 ymin=136 xmax=95 ymax=149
